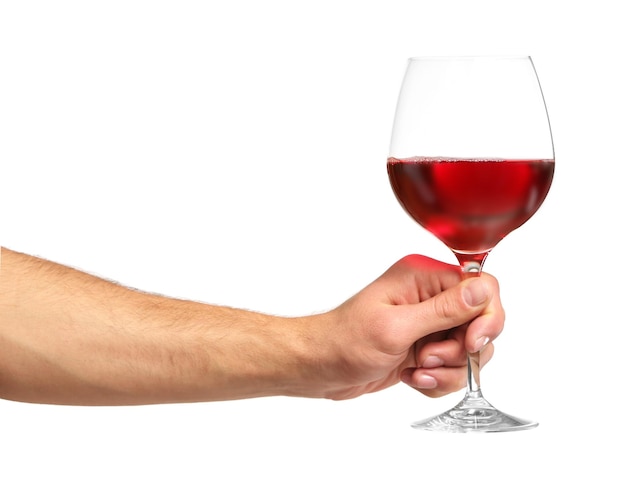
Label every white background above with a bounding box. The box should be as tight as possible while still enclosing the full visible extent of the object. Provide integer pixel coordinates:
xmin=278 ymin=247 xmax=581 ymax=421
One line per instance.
xmin=0 ymin=0 xmax=623 ymax=489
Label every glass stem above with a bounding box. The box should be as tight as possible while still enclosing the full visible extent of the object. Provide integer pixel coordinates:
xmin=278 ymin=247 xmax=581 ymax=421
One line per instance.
xmin=454 ymin=251 xmax=489 ymax=399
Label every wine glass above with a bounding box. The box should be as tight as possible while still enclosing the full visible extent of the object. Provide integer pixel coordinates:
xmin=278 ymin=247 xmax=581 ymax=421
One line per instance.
xmin=387 ymin=56 xmax=554 ymax=432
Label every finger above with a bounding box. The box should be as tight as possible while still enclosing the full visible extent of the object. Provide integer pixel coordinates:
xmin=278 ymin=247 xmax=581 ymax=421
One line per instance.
xmin=393 ymin=276 xmax=495 ymax=348
xmin=401 ymin=365 xmax=465 ymax=397
xmin=415 ymin=324 xmax=497 ymax=373
xmin=384 ymin=255 xmax=463 ymax=303
xmin=415 ymin=339 xmax=467 ymax=368
xmin=417 ymin=330 xmax=467 ymax=369
xmin=463 ymin=274 xmax=505 ymax=353
xmin=402 ymin=343 xmax=495 ymax=398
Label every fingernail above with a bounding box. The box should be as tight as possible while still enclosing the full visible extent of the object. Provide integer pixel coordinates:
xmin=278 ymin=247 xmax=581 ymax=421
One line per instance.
xmin=463 ymin=279 xmax=488 ymax=306
xmin=472 ymin=336 xmax=490 ymax=353
xmin=416 ymin=374 xmax=438 ymax=390
xmin=422 ymin=355 xmax=444 ymax=369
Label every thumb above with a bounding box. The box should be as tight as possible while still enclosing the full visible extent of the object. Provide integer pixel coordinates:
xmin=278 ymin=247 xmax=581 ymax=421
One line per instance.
xmin=394 ymin=277 xmax=493 ymax=346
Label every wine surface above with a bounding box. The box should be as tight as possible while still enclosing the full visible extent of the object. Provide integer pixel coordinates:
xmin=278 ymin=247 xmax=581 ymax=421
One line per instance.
xmin=387 ymin=157 xmax=555 ymax=252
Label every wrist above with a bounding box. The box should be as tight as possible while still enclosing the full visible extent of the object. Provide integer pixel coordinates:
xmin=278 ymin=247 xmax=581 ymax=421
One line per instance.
xmin=190 ymin=307 xmax=335 ymax=401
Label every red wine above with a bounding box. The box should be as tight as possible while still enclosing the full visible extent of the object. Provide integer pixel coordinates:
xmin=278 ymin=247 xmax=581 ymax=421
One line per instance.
xmin=387 ymin=157 xmax=554 ymax=252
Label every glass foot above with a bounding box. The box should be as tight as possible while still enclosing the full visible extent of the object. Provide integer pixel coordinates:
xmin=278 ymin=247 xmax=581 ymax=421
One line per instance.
xmin=411 ymin=391 xmax=538 ymax=433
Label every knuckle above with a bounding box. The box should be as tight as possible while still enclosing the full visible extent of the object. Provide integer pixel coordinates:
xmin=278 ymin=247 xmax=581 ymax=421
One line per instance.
xmin=433 ymin=293 xmax=465 ymax=321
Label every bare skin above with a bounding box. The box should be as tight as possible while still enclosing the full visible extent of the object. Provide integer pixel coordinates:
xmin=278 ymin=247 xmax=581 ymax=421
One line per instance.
xmin=0 ymin=248 xmax=503 ymax=405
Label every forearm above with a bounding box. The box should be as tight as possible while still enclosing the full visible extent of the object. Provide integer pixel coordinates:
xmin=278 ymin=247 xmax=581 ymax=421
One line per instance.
xmin=0 ymin=248 xmax=327 ymax=405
